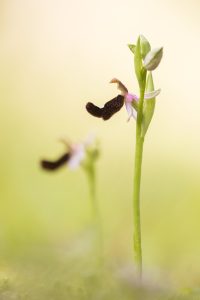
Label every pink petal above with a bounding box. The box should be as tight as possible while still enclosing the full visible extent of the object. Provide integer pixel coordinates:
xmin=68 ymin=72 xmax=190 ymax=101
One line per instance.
xmin=125 ymin=93 xmax=139 ymax=103
xmin=125 ymin=102 xmax=137 ymax=122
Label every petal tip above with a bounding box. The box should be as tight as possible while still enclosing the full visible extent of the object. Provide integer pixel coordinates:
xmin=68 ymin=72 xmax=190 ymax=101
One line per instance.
xmin=110 ymin=78 xmax=119 ymax=84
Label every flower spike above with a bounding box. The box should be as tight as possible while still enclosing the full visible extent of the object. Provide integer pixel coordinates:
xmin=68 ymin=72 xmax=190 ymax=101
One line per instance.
xmin=85 ymin=35 xmax=163 ymax=278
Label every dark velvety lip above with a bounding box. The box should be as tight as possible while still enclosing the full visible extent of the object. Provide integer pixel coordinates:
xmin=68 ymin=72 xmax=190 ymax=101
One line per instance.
xmin=86 ymin=95 xmax=124 ymax=120
xmin=40 ymin=152 xmax=70 ymax=171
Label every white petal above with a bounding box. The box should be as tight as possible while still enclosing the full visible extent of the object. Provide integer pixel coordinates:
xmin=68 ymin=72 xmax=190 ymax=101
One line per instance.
xmin=67 ymin=144 xmax=85 ymax=170
xmin=144 ymin=89 xmax=161 ymax=100
xmin=143 ymin=47 xmax=163 ymax=71
xmin=125 ymin=102 xmax=137 ymax=122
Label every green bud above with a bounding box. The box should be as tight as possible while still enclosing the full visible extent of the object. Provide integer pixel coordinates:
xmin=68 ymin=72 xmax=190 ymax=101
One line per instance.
xmin=140 ymin=35 xmax=151 ymax=59
xmin=134 ymin=37 xmax=144 ymax=87
xmin=143 ymin=47 xmax=163 ymax=71
xmin=141 ymin=72 xmax=156 ymax=137
xmin=128 ymin=44 xmax=136 ymax=54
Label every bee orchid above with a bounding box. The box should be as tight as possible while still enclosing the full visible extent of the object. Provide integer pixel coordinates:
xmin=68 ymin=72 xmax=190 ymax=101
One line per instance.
xmin=86 ymin=78 xmax=160 ymax=121
xmin=40 ymin=135 xmax=97 ymax=172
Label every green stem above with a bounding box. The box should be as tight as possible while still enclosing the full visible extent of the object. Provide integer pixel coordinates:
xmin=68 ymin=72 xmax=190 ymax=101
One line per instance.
xmin=87 ymin=165 xmax=103 ymax=263
xmin=87 ymin=165 xmax=98 ymax=222
xmin=133 ymin=79 xmax=146 ymax=279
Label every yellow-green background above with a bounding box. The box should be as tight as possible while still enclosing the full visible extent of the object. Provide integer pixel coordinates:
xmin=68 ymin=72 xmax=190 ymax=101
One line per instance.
xmin=0 ymin=0 xmax=200 ymax=292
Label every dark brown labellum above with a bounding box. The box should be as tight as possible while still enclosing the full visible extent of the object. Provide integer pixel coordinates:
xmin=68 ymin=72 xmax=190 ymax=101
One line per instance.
xmin=40 ymin=152 xmax=70 ymax=171
xmin=102 ymin=95 xmax=124 ymax=120
xmin=86 ymin=95 xmax=124 ymax=120
xmin=86 ymin=102 xmax=103 ymax=118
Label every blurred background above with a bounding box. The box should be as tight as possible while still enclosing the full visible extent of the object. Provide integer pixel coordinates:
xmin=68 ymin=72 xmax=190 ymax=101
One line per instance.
xmin=1 ymin=0 xmax=200 ymax=297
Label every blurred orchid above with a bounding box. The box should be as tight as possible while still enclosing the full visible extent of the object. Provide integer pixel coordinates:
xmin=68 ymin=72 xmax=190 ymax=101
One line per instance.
xmin=40 ymin=133 xmax=101 ymax=246
xmin=86 ymin=78 xmax=160 ymax=121
xmin=40 ymin=134 xmax=98 ymax=172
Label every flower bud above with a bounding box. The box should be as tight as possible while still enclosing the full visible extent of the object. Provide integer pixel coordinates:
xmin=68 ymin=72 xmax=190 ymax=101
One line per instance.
xmin=140 ymin=35 xmax=151 ymax=59
xmin=128 ymin=44 xmax=136 ymax=54
xmin=143 ymin=47 xmax=163 ymax=71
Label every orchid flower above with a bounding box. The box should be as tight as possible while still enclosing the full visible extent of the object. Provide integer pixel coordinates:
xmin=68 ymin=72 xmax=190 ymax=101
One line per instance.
xmin=40 ymin=134 xmax=101 ymax=242
xmin=40 ymin=134 xmax=98 ymax=172
xmin=85 ymin=34 xmax=163 ymax=279
xmin=86 ymin=78 xmax=160 ymax=121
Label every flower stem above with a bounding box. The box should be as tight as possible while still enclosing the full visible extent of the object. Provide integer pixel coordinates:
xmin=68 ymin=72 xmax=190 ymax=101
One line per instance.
xmin=133 ymin=81 xmax=146 ymax=279
xmin=87 ymin=165 xmax=98 ymax=222
xmin=87 ymin=165 xmax=103 ymax=260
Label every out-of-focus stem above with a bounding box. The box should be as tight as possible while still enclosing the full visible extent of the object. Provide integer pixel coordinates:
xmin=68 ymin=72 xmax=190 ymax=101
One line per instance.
xmin=87 ymin=165 xmax=103 ymax=261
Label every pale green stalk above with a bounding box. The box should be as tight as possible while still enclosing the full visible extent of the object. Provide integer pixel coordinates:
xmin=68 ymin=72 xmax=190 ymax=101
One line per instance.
xmin=87 ymin=165 xmax=98 ymax=222
xmin=133 ymin=75 xmax=146 ymax=279
xmin=86 ymin=165 xmax=103 ymax=262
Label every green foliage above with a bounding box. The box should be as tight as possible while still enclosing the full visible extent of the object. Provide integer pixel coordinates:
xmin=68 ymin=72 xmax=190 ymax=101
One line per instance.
xmin=0 ymin=248 xmax=199 ymax=300
xmin=141 ymin=72 xmax=156 ymax=137
xmin=134 ymin=37 xmax=143 ymax=86
xmin=134 ymin=37 xmax=147 ymax=90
